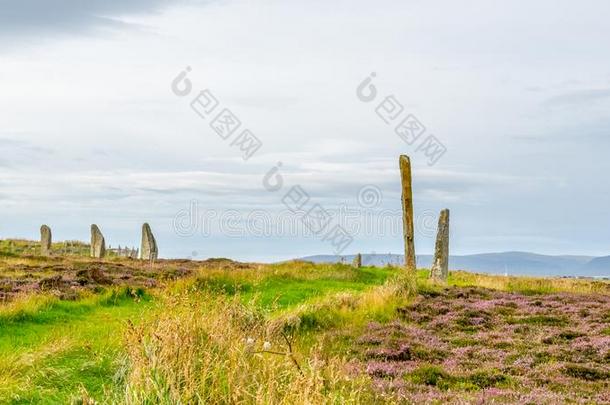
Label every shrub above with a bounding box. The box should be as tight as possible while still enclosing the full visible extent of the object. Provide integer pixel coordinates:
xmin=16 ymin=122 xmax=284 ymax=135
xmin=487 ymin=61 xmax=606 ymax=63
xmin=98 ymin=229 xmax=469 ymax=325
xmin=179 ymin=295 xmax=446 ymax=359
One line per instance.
xmin=100 ymin=287 xmax=147 ymax=306
xmin=563 ymin=364 xmax=610 ymax=381
xmin=409 ymin=365 xmax=453 ymax=388
xmin=467 ymin=369 xmax=510 ymax=388
xmin=542 ymin=330 xmax=585 ymax=344
xmin=194 ymin=275 xmax=253 ymax=295
xmin=507 ymin=315 xmax=568 ymax=326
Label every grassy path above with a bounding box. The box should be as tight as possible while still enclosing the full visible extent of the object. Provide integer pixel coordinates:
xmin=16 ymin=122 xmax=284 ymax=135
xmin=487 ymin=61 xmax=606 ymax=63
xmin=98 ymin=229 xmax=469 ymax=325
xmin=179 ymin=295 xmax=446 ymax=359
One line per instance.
xmin=0 ymin=291 xmax=153 ymax=404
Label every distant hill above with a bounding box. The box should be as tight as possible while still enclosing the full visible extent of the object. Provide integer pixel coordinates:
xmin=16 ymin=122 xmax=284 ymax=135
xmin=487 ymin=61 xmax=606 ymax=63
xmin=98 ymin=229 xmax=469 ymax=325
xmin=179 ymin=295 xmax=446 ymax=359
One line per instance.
xmin=298 ymin=252 xmax=609 ymax=278
xmin=583 ymin=256 xmax=610 ymax=273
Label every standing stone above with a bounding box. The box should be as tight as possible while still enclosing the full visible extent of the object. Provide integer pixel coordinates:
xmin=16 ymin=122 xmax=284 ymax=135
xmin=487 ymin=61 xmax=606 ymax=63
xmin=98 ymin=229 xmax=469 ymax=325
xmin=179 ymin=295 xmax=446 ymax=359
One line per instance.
xmin=40 ymin=225 xmax=52 ymax=256
xmin=140 ymin=223 xmax=158 ymax=261
xmin=352 ymin=253 xmax=362 ymax=268
xmin=430 ymin=209 xmax=450 ymax=281
xmin=90 ymin=224 xmax=106 ymax=258
xmin=399 ymin=155 xmax=416 ymax=271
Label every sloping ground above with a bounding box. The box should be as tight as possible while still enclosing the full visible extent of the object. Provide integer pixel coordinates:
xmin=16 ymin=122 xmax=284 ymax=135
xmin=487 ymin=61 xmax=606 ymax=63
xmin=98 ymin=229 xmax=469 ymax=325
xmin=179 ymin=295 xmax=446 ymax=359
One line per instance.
xmin=0 ymin=256 xmax=230 ymax=301
xmin=0 ymin=239 xmax=219 ymax=301
xmin=355 ymin=286 xmax=610 ymax=404
xmin=1 ymin=245 xmax=608 ymax=404
xmin=0 ymin=239 xmax=89 ymax=257
xmin=0 ymin=258 xmax=400 ymax=403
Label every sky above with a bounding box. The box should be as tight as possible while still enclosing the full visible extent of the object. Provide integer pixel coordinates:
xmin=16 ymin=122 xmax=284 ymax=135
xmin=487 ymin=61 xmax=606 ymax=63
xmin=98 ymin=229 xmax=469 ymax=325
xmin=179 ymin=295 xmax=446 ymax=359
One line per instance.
xmin=0 ymin=0 xmax=609 ymax=261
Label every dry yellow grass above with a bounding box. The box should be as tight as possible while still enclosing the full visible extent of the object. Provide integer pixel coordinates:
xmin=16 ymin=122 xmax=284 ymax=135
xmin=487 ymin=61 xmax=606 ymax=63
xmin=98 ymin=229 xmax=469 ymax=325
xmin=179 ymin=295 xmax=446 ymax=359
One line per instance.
xmin=448 ymin=270 xmax=609 ymax=295
xmin=115 ymin=272 xmax=417 ymax=404
xmin=120 ymin=292 xmax=376 ymax=404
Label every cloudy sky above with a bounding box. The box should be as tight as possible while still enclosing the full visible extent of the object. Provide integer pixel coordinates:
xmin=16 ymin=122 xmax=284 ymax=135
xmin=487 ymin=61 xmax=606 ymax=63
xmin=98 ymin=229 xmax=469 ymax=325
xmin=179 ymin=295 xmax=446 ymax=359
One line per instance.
xmin=1 ymin=0 xmax=609 ymax=261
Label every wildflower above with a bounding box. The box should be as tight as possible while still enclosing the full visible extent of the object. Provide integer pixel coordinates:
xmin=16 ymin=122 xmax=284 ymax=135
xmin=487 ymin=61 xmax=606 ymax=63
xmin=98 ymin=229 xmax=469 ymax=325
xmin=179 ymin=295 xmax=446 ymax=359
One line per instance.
xmin=263 ymin=341 xmax=272 ymax=350
xmin=245 ymin=337 xmax=255 ymax=345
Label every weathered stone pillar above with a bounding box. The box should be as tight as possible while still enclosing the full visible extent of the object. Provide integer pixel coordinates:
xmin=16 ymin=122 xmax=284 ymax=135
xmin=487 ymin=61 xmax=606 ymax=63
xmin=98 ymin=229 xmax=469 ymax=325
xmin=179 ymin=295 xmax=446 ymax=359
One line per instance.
xmin=399 ymin=155 xmax=416 ymax=271
xmin=140 ymin=223 xmax=158 ymax=261
xmin=430 ymin=209 xmax=450 ymax=281
xmin=40 ymin=225 xmax=52 ymax=256
xmin=352 ymin=253 xmax=362 ymax=268
xmin=90 ymin=224 xmax=106 ymax=258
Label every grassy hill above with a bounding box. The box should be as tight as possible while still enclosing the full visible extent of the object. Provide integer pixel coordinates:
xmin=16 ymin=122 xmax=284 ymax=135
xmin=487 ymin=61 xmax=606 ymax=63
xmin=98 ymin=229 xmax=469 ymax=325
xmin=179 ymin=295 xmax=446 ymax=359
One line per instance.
xmin=0 ymin=239 xmax=608 ymax=404
xmin=0 ymin=239 xmax=90 ymax=257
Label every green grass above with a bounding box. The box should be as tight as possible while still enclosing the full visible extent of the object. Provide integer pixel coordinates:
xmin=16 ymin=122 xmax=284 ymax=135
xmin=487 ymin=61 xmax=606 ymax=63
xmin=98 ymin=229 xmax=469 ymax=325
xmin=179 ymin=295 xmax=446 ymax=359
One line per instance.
xmin=0 ymin=262 xmax=400 ymax=403
xmin=0 ymin=288 xmax=152 ymax=404
xmin=0 ymin=239 xmax=90 ymax=257
xmin=248 ymin=266 xmax=396 ymax=308
xmin=188 ymin=262 xmax=399 ymax=310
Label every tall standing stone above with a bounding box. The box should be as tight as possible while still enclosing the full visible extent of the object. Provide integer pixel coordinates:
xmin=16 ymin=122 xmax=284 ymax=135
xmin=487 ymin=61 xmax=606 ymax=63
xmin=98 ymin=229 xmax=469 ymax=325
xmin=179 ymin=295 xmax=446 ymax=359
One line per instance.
xmin=352 ymin=253 xmax=362 ymax=268
xmin=40 ymin=225 xmax=52 ymax=256
xmin=399 ymin=155 xmax=416 ymax=271
xmin=430 ymin=209 xmax=450 ymax=281
xmin=140 ymin=223 xmax=158 ymax=261
xmin=90 ymin=224 xmax=106 ymax=258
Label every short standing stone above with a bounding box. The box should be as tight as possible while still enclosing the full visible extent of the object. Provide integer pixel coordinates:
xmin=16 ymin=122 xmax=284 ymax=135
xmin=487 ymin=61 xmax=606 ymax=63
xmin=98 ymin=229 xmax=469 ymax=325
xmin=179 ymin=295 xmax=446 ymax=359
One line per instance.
xmin=430 ymin=209 xmax=450 ymax=281
xmin=40 ymin=225 xmax=52 ymax=256
xmin=352 ymin=253 xmax=362 ymax=268
xmin=140 ymin=223 xmax=158 ymax=261
xmin=90 ymin=224 xmax=106 ymax=258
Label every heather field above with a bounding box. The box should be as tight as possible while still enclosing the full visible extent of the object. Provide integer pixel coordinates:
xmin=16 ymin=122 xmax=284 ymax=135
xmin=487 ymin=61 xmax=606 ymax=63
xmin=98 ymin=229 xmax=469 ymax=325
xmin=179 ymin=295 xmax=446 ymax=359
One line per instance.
xmin=0 ymin=241 xmax=609 ymax=404
xmin=356 ymin=285 xmax=610 ymax=403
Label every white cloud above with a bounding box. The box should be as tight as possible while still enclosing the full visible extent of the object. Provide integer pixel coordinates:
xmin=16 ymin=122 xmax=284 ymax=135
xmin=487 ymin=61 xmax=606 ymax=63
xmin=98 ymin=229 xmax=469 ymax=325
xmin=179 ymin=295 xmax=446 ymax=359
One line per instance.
xmin=1 ymin=0 xmax=609 ymax=259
